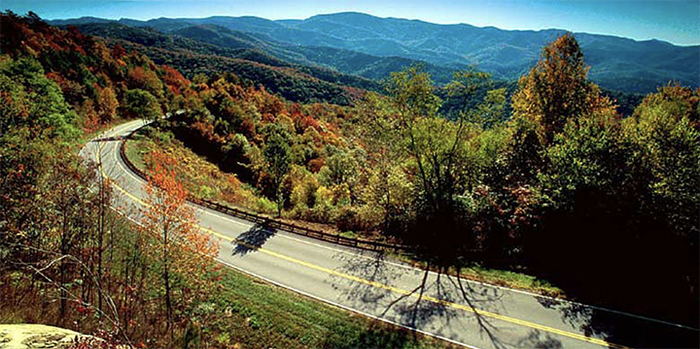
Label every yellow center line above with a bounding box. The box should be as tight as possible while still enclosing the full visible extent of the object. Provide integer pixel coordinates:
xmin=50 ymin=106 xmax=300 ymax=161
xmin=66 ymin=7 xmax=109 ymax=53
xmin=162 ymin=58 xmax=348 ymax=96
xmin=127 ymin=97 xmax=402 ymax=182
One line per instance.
xmin=95 ymin=127 xmax=631 ymax=349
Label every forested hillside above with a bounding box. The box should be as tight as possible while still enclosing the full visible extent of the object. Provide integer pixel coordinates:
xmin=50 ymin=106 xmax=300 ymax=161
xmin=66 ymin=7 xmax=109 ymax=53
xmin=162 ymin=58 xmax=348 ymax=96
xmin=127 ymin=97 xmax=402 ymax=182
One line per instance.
xmin=47 ymin=15 xmax=658 ymax=116
xmin=0 ymin=10 xmax=202 ymax=345
xmin=53 ymin=12 xmax=700 ymax=94
xmin=64 ymin=22 xmax=380 ymax=105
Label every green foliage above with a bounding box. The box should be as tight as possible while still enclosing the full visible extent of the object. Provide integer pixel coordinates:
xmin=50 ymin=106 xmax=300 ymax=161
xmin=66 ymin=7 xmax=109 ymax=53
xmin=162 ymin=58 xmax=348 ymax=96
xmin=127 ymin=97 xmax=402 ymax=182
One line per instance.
xmin=318 ymin=149 xmax=362 ymax=196
xmin=476 ymin=88 xmax=508 ymax=128
xmin=623 ymin=84 xmax=700 ymax=236
xmin=443 ymin=69 xmax=493 ymax=120
xmin=263 ymin=124 xmax=292 ymax=216
xmin=0 ymin=55 xmax=79 ymax=140
xmin=124 ymin=88 xmax=161 ymax=120
xmin=386 ymin=65 xmax=442 ymax=119
xmin=374 ymin=65 xmax=490 ymax=258
xmin=542 ymin=111 xmax=626 ymax=206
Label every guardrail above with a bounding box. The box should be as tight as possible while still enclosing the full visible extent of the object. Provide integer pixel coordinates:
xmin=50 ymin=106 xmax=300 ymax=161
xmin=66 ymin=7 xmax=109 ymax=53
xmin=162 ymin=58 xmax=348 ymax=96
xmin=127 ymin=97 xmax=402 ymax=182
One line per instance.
xmin=118 ymin=128 xmax=415 ymax=253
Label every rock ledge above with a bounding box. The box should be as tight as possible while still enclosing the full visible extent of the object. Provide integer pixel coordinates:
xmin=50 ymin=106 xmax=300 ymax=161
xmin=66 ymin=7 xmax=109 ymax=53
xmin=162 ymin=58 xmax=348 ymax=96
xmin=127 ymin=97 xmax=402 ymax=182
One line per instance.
xmin=0 ymin=324 xmax=93 ymax=349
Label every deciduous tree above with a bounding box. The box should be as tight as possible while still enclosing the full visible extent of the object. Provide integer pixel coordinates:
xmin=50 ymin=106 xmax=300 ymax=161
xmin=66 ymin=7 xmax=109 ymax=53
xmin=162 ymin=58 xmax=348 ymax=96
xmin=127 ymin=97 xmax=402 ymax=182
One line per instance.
xmin=385 ymin=66 xmax=481 ymax=259
xmin=511 ymin=33 xmax=614 ymax=145
xmin=262 ymin=125 xmax=292 ymax=216
xmin=96 ymin=86 xmax=118 ymax=122
xmin=140 ymin=151 xmax=218 ymax=340
xmin=124 ymin=89 xmax=160 ymax=121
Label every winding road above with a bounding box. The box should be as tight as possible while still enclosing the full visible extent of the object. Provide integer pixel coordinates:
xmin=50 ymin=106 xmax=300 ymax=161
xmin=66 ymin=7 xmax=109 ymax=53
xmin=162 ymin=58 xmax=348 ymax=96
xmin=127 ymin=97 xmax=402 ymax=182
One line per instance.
xmin=81 ymin=119 xmax=698 ymax=349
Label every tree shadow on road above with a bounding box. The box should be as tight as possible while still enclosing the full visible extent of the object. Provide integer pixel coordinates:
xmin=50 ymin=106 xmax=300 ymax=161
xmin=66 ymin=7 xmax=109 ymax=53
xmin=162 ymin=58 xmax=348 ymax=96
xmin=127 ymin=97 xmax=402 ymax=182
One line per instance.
xmin=329 ymin=250 xmax=561 ymax=349
xmin=331 ymin=250 xmax=407 ymax=310
xmin=231 ymin=222 xmax=276 ymax=256
xmin=515 ymin=330 xmax=563 ymax=349
xmin=90 ymin=136 xmax=124 ymax=143
xmin=536 ymin=296 xmax=700 ymax=349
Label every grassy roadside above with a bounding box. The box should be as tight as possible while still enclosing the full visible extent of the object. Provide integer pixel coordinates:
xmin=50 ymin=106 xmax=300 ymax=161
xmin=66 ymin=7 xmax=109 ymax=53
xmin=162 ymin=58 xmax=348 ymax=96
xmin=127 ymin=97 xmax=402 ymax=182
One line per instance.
xmin=124 ymin=125 xmax=564 ymax=298
xmin=210 ymin=260 xmax=457 ymax=349
xmin=123 ymin=130 xmax=148 ymax=173
xmin=390 ymin=251 xmax=563 ymax=298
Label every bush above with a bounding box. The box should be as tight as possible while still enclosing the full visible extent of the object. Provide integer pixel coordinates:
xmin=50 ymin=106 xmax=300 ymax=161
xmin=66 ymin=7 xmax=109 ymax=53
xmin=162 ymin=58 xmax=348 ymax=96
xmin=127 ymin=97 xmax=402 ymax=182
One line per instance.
xmin=334 ymin=206 xmax=359 ymax=232
xmin=124 ymin=88 xmax=161 ymax=120
xmin=255 ymin=196 xmax=277 ymax=214
xmin=309 ymin=201 xmax=336 ymax=223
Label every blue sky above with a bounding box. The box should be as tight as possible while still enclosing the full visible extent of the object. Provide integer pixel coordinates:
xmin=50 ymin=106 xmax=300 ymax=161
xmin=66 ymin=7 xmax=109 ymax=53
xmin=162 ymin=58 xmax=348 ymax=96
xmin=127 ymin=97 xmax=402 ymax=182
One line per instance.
xmin=4 ymin=0 xmax=699 ymax=45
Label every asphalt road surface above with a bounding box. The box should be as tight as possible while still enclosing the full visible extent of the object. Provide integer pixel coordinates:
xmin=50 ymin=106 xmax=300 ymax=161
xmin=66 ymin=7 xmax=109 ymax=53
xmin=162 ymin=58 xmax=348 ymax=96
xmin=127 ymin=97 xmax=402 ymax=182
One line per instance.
xmin=80 ymin=119 xmax=699 ymax=349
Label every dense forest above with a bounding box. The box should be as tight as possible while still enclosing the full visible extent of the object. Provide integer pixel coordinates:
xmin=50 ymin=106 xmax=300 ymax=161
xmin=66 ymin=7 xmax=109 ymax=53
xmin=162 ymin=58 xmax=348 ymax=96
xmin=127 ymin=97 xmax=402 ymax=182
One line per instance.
xmin=1 ymin=10 xmax=698 ymax=348
xmin=68 ymin=22 xmax=379 ymax=105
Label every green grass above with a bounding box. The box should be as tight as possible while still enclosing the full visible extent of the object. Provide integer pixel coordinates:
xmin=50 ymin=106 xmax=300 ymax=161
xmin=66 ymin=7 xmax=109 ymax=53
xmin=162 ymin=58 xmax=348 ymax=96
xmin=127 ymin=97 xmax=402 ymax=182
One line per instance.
xmin=339 ymin=230 xmax=358 ymax=239
xmin=206 ymin=266 xmax=456 ymax=349
xmin=123 ymin=133 xmax=150 ymax=173
xmin=454 ymin=265 xmax=562 ymax=296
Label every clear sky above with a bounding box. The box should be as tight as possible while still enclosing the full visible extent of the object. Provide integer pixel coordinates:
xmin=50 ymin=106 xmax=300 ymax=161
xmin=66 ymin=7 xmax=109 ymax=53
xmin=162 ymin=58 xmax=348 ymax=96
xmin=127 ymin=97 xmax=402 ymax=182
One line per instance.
xmin=4 ymin=0 xmax=700 ymax=45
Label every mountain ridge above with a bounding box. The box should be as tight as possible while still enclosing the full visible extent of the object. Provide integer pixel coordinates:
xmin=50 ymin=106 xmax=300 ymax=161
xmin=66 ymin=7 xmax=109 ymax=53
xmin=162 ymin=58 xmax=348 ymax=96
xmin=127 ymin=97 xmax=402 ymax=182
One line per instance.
xmin=49 ymin=12 xmax=694 ymax=47
xmin=49 ymin=12 xmax=700 ymax=94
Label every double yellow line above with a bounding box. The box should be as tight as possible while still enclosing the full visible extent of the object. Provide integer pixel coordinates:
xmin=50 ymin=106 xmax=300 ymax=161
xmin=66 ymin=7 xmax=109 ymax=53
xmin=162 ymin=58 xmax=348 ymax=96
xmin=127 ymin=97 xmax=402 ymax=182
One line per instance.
xmin=95 ymin=122 xmax=631 ymax=349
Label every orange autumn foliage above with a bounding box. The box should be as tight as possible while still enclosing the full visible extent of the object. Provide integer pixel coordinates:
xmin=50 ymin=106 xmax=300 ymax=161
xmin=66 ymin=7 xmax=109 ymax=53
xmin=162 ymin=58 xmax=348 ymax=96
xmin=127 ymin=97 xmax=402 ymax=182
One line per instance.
xmin=162 ymin=65 xmax=189 ymax=95
xmin=140 ymin=150 xmax=220 ymax=325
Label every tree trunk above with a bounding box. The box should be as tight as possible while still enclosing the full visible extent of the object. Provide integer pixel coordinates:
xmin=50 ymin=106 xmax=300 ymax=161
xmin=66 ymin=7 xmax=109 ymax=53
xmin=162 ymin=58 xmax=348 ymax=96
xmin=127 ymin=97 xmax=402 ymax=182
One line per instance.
xmin=97 ymin=178 xmax=105 ymax=311
xmin=162 ymin=224 xmax=173 ymax=341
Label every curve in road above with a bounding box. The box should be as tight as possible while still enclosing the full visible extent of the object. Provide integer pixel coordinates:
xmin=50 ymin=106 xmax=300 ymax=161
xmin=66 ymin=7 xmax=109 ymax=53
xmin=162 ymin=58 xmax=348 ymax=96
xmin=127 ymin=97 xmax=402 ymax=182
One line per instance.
xmin=81 ymin=119 xmax=699 ymax=349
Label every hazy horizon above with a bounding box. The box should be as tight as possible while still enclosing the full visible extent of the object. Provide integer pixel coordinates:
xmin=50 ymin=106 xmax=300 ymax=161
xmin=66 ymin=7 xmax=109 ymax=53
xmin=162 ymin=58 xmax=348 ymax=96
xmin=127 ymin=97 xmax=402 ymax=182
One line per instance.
xmin=46 ymin=11 xmax=699 ymax=47
xmin=4 ymin=0 xmax=699 ymax=46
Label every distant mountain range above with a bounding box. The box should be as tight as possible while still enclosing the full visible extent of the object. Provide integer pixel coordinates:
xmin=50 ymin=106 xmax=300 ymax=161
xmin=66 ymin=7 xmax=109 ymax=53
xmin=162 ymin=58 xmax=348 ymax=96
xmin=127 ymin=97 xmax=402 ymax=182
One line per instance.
xmin=51 ymin=12 xmax=700 ymax=94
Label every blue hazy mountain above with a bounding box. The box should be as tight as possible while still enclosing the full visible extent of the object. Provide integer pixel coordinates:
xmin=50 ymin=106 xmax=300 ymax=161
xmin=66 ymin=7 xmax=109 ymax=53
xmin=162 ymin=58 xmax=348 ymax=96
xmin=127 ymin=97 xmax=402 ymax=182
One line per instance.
xmin=51 ymin=12 xmax=700 ymax=93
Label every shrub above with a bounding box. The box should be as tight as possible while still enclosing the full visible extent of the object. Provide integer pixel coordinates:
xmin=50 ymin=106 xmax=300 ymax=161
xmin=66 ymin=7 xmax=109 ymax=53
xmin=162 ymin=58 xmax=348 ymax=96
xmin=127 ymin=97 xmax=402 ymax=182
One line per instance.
xmin=334 ymin=206 xmax=359 ymax=232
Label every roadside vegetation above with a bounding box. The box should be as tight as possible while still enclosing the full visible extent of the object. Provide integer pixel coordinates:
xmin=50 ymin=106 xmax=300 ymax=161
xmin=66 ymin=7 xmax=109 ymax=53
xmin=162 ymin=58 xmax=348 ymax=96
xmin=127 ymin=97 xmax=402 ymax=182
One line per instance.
xmin=0 ymin=12 xmax=457 ymax=348
xmin=1 ymin=10 xmax=697 ymax=349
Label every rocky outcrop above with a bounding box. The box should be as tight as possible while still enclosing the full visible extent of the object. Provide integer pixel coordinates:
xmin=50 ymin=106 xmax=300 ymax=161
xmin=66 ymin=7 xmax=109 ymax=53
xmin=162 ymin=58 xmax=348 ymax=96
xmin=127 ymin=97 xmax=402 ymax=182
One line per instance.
xmin=0 ymin=324 xmax=96 ymax=349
